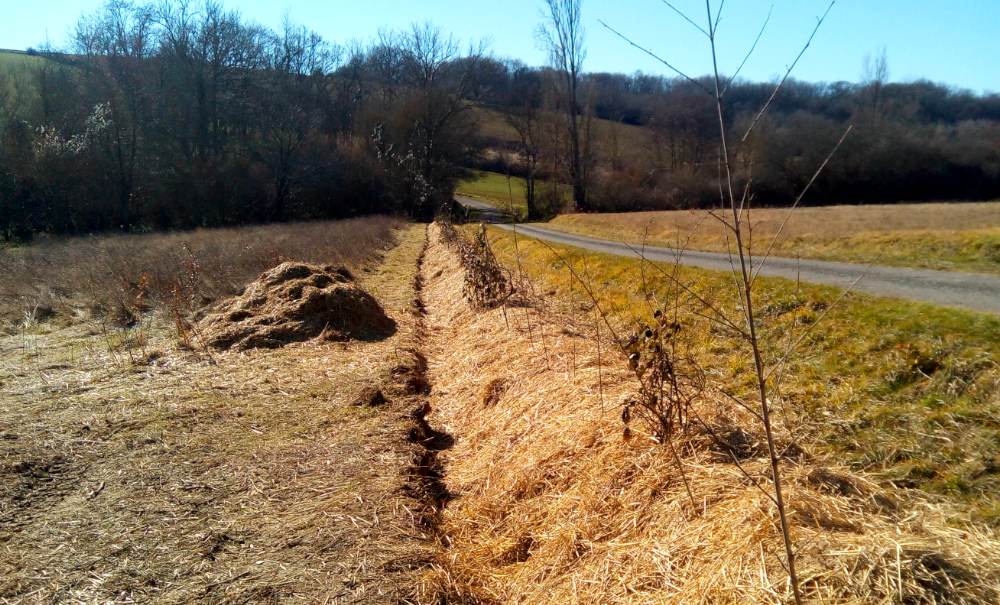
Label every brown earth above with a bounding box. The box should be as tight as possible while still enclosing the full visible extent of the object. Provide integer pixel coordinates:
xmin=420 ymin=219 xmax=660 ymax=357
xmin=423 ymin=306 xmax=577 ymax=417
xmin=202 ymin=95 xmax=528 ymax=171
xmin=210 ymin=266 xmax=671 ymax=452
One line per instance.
xmin=0 ymin=226 xmax=435 ymax=604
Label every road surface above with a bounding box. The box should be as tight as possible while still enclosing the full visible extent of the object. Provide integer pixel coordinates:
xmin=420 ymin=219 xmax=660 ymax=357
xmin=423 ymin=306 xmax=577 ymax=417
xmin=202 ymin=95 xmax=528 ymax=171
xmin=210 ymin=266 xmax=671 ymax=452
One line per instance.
xmin=456 ymin=195 xmax=504 ymax=224
xmin=454 ymin=198 xmax=1000 ymax=314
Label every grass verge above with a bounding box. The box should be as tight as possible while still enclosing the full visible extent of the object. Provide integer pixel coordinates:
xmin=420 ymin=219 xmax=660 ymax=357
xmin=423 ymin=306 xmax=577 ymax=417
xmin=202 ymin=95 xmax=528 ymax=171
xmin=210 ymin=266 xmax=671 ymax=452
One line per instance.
xmin=482 ymin=224 xmax=1000 ymax=527
xmin=417 ymin=223 xmax=1000 ymax=603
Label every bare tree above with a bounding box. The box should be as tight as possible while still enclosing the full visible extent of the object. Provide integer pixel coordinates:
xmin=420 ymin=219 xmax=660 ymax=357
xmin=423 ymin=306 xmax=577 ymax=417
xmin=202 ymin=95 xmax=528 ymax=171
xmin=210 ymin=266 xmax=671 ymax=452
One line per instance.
xmin=501 ymin=63 xmax=544 ymax=219
xmin=538 ymin=0 xmax=589 ymax=211
xmin=392 ymin=23 xmax=489 ymax=217
xmin=73 ymin=0 xmax=156 ymax=230
xmin=255 ymin=17 xmax=339 ymax=221
xmin=862 ymin=45 xmax=889 ymax=114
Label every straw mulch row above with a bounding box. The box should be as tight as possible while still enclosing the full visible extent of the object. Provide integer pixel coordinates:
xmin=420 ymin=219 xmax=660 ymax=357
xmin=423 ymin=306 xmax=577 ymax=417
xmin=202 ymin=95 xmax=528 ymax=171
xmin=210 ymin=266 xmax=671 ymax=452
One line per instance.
xmin=415 ymin=223 xmax=1000 ymax=604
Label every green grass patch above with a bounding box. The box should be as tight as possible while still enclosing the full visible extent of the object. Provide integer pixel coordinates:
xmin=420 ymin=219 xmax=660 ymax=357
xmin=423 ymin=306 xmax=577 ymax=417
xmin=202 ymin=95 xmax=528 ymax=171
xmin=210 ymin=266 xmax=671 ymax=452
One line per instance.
xmin=455 ymin=170 xmax=574 ymax=220
xmin=0 ymin=50 xmax=45 ymax=71
xmin=481 ymin=224 xmax=1000 ymax=528
xmin=456 ymin=170 xmax=529 ymax=217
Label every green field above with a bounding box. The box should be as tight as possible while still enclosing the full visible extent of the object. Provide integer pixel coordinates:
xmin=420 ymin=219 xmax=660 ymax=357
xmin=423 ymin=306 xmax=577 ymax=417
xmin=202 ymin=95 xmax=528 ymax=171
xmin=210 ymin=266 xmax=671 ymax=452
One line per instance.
xmin=470 ymin=105 xmax=652 ymax=167
xmin=0 ymin=50 xmax=51 ymax=112
xmin=455 ymin=170 xmax=530 ymax=217
xmin=455 ymin=170 xmax=576 ymax=220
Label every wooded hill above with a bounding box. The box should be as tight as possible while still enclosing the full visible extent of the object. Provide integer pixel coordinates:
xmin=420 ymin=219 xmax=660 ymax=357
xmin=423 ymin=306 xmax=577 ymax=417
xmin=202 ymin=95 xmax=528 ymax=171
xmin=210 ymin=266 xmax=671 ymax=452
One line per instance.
xmin=1 ymin=0 xmax=998 ymax=237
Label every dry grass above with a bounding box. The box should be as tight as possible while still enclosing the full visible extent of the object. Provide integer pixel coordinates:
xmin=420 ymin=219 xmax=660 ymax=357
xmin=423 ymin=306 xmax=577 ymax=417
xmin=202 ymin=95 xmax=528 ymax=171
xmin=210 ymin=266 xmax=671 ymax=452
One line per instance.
xmin=0 ymin=217 xmax=404 ymax=327
xmin=483 ymin=225 xmax=1000 ymax=527
xmin=0 ymin=225 xmax=436 ymax=604
xmin=415 ymin=223 xmax=1000 ymax=604
xmin=195 ymin=262 xmax=396 ymax=350
xmin=545 ymin=202 xmax=1000 ymax=274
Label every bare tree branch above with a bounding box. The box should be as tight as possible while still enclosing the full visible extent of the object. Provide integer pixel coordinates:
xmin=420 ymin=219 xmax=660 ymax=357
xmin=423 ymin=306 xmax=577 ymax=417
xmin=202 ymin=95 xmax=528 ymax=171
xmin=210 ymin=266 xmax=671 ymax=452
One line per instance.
xmin=750 ymin=125 xmax=852 ymax=286
xmin=660 ymin=0 xmax=710 ymax=37
xmin=738 ymin=1 xmax=836 ymax=145
xmin=721 ymin=6 xmax=772 ymax=97
xmin=597 ymin=20 xmax=711 ymax=94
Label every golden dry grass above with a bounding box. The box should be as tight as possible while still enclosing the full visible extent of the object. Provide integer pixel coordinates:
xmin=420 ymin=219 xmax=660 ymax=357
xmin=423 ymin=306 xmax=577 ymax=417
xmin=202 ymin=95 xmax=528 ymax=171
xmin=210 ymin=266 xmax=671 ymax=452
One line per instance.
xmin=483 ymin=224 xmax=1000 ymax=526
xmin=195 ymin=262 xmax=396 ymax=350
xmin=0 ymin=225 xmax=434 ymax=604
xmin=0 ymin=217 xmax=403 ymax=326
xmin=545 ymin=202 xmax=1000 ymax=274
xmin=415 ymin=224 xmax=1000 ymax=604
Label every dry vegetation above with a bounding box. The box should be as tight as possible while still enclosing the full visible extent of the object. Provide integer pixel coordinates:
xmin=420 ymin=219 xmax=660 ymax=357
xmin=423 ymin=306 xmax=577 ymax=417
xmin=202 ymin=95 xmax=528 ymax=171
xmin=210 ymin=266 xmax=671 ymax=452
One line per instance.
xmin=482 ymin=225 xmax=1000 ymax=527
xmin=415 ymin=223 xmax=1000 ymax=603
xmin=0 ymin=217 xmax=403 ymax=328
xmin=0 ymin=222 xmax=440 ymax=603
xmin=6 ymin=211 xmax=1000 ymax=604
xmin=195 ymin=262 xmax=397 ymax=350
xmin=544 ymin=202 xmax=1000 ymax=274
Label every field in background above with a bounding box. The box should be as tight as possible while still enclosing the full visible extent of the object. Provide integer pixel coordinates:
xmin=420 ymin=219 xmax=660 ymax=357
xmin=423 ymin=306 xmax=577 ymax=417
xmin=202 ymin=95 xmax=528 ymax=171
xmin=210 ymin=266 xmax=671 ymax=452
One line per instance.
xmin=455 ymin=170 xmax=529 ymax=216
xmin=470 ymin=106 xmax=651 ymax=167
xmin=0 ymin=216 xmax=403 ymax=327
xmin=0 ymin=50 xmax=45 ymax=72
xmin=545 ymin=201 xmax=1000 ymax=274
xmin=455 ymin=170 xmax=576 ymax=219
xmin=0 ymin=50 xmax=46 ymax=102
xmin=483 ymin=224 xmax=1000 ymax=527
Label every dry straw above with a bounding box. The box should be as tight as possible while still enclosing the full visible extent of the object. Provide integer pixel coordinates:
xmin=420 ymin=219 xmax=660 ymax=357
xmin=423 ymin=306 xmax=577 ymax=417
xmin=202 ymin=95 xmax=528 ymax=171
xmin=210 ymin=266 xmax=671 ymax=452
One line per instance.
xmin=195 ymin=261 xmax=396 ymax=350
xmin=0 ymin=226 xmax=433 ymax=603
xmin=416 ymin=223 xmax=1000 ymax=604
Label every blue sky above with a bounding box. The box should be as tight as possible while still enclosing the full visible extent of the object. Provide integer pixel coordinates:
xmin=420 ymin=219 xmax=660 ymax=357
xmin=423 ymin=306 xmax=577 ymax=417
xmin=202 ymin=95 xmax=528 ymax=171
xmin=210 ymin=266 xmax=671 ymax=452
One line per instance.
xmin=3 ymin=0 xmax=998 ymax=93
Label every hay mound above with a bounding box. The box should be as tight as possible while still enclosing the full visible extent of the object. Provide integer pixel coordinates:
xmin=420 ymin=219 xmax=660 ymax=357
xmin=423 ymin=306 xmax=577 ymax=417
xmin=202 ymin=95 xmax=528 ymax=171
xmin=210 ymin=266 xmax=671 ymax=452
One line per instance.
xmin=197 ymin=262 xmax=395 ymax=350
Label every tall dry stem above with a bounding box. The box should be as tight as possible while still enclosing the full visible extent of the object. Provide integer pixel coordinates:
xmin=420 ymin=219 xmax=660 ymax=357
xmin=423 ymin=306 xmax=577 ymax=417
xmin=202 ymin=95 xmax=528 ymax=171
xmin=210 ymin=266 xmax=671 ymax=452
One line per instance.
xmin=601 ymin=2 xmax=847 ymax=602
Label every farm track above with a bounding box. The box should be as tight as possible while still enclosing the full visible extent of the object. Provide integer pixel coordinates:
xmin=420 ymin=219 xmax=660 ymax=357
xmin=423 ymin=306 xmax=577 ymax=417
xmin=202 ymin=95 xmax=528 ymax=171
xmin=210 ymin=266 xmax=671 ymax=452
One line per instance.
xmin=494 ymin=222 xmax=1000 ymax=315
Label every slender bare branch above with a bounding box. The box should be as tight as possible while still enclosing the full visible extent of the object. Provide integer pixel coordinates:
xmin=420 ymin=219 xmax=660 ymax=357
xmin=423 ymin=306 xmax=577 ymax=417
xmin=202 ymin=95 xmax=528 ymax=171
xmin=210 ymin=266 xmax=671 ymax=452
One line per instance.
xmin=750 ymin=125 xmax=852 ymax=286
xmin=534 ymin=238 xmax=625 ymax=349
xmin=715 ymin=386 xmax=765 ymax=424
xmin=764 ymin=245 xmax=887 ymax=383
xmin=597 ymin=20 xmax=711 ymax=94
xmin=660 ymin=0 xmax=710 ymax=37
xmin=690 ymin=409 xmax=778 ymax=506
xmin=738 ymin=1 xmax=836 ymax=146
xmin=619 ymin=241 xmax=749 ymax=337
xmin=721 ymin=6 xmax=772 ymax=97
xmin=713 ymin=0 xmax=726 ymax=29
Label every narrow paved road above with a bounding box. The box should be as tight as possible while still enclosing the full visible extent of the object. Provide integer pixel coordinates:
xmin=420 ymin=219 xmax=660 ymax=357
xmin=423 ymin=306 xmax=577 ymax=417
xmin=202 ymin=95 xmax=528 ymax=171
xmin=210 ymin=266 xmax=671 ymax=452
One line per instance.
xmin=456 ymin=198 xmax=1000 ymax=314
xmin=456 ymin=195 xmax=504 ymax=224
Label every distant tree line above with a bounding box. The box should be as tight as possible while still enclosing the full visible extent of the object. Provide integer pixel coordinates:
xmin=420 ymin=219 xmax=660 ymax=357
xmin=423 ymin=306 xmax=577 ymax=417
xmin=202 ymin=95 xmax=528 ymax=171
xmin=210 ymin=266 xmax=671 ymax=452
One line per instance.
xmin=587 ymin=69 xmax=1000 ymax=209
xmin=0 ymin=0 xmax=489 ymax=238
xmin=477 ymin=62 xmax=1000 ymax=213
xmin=2 ymin=0 xmax=998 ymax=238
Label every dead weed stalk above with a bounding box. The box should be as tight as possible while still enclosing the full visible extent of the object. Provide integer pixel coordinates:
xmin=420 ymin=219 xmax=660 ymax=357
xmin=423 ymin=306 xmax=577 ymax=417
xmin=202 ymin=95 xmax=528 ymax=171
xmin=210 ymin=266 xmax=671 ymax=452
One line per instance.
xmin=439 ymin=220 xmax=515 ymax=310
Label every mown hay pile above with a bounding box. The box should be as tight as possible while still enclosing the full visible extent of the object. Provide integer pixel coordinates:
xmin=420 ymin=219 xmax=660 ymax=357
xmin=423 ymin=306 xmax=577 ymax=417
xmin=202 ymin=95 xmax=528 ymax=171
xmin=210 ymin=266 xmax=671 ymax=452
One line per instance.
xmin=417 ymin=224 xmax=1000 ymax=605
xmin=197 ymin=262 xmax=396 ymax=350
